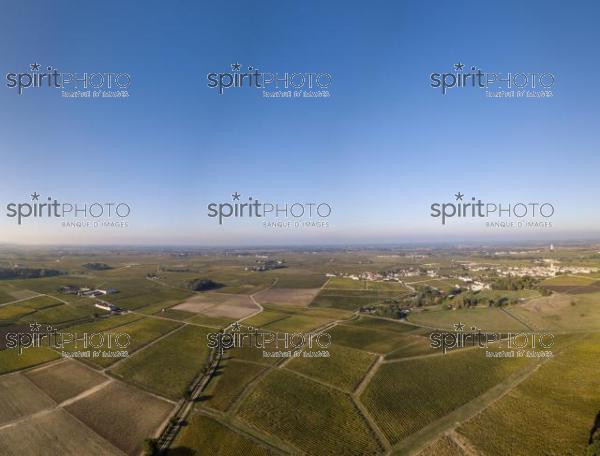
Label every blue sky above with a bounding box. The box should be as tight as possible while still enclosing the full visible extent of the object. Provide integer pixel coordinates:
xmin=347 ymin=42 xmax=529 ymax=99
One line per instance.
xmin=0 ymin=0 xmax=599 ymax=245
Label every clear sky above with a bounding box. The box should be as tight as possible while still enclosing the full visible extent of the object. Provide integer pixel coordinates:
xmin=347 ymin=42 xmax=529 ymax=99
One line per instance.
xmin=0 ymin=0 xmax=599 ymax=246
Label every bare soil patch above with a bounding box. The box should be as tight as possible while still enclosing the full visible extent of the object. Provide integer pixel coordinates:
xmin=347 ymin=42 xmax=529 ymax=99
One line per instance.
xmin=65 ymin=381 xmax=172 ymax=455
xmin=25 ymin=360 xmax=106 ymax=403
xmin=0 ymin=409 xmax=122 ymax=455
xmin=173 ymin=293 xmax=258 ymax=319
xmin=254 ymin=288 xmax=320 ymax=307
xmin=0 ymin=374 xmax=56 ymax=425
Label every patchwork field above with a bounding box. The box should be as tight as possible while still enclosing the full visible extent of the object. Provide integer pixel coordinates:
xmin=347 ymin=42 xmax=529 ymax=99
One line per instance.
xmin=343 ymin=316 xmax=423 ymax=334
xmin=173 ymin=293 xmax=258 ymax=319
xmin=0 ymin=304 xmax=36 ymax=321
xmin=169 ymin=413 xmax=270 ymax=455
xmin=65 ymin=381 xmax=173 ymax=455
xmin=271 ymin=273 xmax=327 ymax=289
xmin=1 ymin=248 xmax=599 ymax=455
xmin=324 ymin=277 xmax=368 ymax=290
xmin=457 ymin=333 xmax=600 ymax=455
xmin=74 ymin=317 xmax=181 ymax=368
xmin=19 ymin=303 xmax=96 ymax=325
xmin=329 ymin=324 xmax=413 ymax=354
xmin=361 ymin=348 xmax=531 ymax=445
xmin=286 ymin=343 xmax=377 ymax=392
xmin=312 ymin=288 xmax=406 ymax=311
xmin=187 ymin=313 xmax=236 ymax=328
xmin=111 ymin=324 xmax=210 ymax=399
xmin=384 ymin=334 xmax=436 ymax=359
xmin=407 ymin=306 xmax=530 ymax=331
xmin=237 ymin=369 xmax=383 ymax=454
xmin=25 ymin=360 xmax=107 ymax=403
xmin=224 ymin=343 xmax=281 ymax=366
xmin=66 ymin=313 xmax=144 ymax=333
xmin=542 ymin=279 xmax=600 ymax=294
xmin=254 ymin=287 xmax=320 ymax=307
xmin=0 ymin=284 xmax=40 ymax=304
xmin=0 ymin=408 xmax=122 ymax=455
xmin=0 ymin=294 xmax=65 ymax=324
xmin=0 ymin=374 xmax=56 ymax=425
xmin=242 ymin=305 xmax=349 ymax=332
xmin=264 ymin=313 xmax=332 ymax=333
xmin=0 ymin=346 xmax=60 ymax=374
xmin=202 ymin=359 xmax=267 ymax=412
xmin=542 ymin=275 xmax=597 ymax=286
xmin=509 ymin=291 xmax=600 ymax=331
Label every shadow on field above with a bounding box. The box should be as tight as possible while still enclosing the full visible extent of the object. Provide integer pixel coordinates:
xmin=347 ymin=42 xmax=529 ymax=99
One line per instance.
xmin=589 ymin=410 xmax=600 ymax=444
xmin=166 ymin=447 xmax=196 ymax=455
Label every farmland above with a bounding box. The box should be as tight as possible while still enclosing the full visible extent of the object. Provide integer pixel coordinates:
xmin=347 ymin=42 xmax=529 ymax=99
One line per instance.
xmin=0 ymin=245 xmax=599 ymax=455
xmin=173 ymin=293 xmax=258 ymax=319
xmin=407 ymin=306 xmax=531 ymax=331
xmin=25 ymin=360 xmax=106 ymax=403
xmin=509 ymin=291 xmax=600 ymax=331
xmin=65 ymin=381 xmax=173 ymax=455
xmin=343 ymin=316 xmax=423 ymax=333
xmin=0 ymin=346 xmax=60 ymax=374
xmin=361 ymin=347 xmax=531 ymax=445
xmin=202 ymin=359 xmax=267 ymax=412
xmin=0 ymin=409 xmax=122 ymax=455
xmin=0 ymin=374 xmax=56 ymax=425
xmin=328 ymin=324 xmax=413 ymax=354
xmin=254 ymin=287 xmax=321 ymax=307
xmin=75 ymin=317 xmax=181 ymax=368
xmin=110 ymin=324 xmax=211 ymax=399
xmin=237 ymin=369 xmax=383 ymax=454
xmin=311 ymin=287 xmax=408 ymax=311
xmin=456 ymin=333 xmax=600 ymax=455
xmin=169 ymin=413 xmax=271 ymax=455
xmin=286 ymin=343 xmax=377 ymax=392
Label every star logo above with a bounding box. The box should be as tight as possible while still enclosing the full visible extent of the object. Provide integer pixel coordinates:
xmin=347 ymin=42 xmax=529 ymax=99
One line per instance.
xmin=453 ymin=322 xmax=466 ymax=331
xmin=231 ymin=63 xmax=241 ymax=71
xmin=30 ymin=62 xmax=40 ymax=72
xmin=231 ymin=321 xmax=241 ymax=331
xmin=31 ymin=192 xmax=40 ymax=201
xmin=29 ymin=322 xmax=42 ymax=332
xmin=232 ymin=192 xmax=241 ymax=201
xmin=454 ymin=62 xmax=465 ymax=71
xmin=454 ymin=192 xmax=464 ymax=201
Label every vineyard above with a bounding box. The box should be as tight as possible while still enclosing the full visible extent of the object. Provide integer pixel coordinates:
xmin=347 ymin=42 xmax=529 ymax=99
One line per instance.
xmin=361 ymin=348 xmax=531 ymax=444
xmin=237 ymin=369 xmax=383 ymax=455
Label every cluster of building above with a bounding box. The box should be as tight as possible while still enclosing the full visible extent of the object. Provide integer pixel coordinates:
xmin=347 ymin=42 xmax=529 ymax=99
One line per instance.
xmin=455 ymin=276 xmax=490 ymax=291
xmin=462 ymin=261 xmax=598 ymax=278
xmin=93 ymin=301 xmax=125 ymax=313
xmin=326 ymin=267 xmax=435 ymax=282
xmin=245 ymin=259 xmax=286 ymax=272
xmin=59 ymin=286 xmax=119 ymax=297
xmin=59 ymin=285 xmax=124 ymax=314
